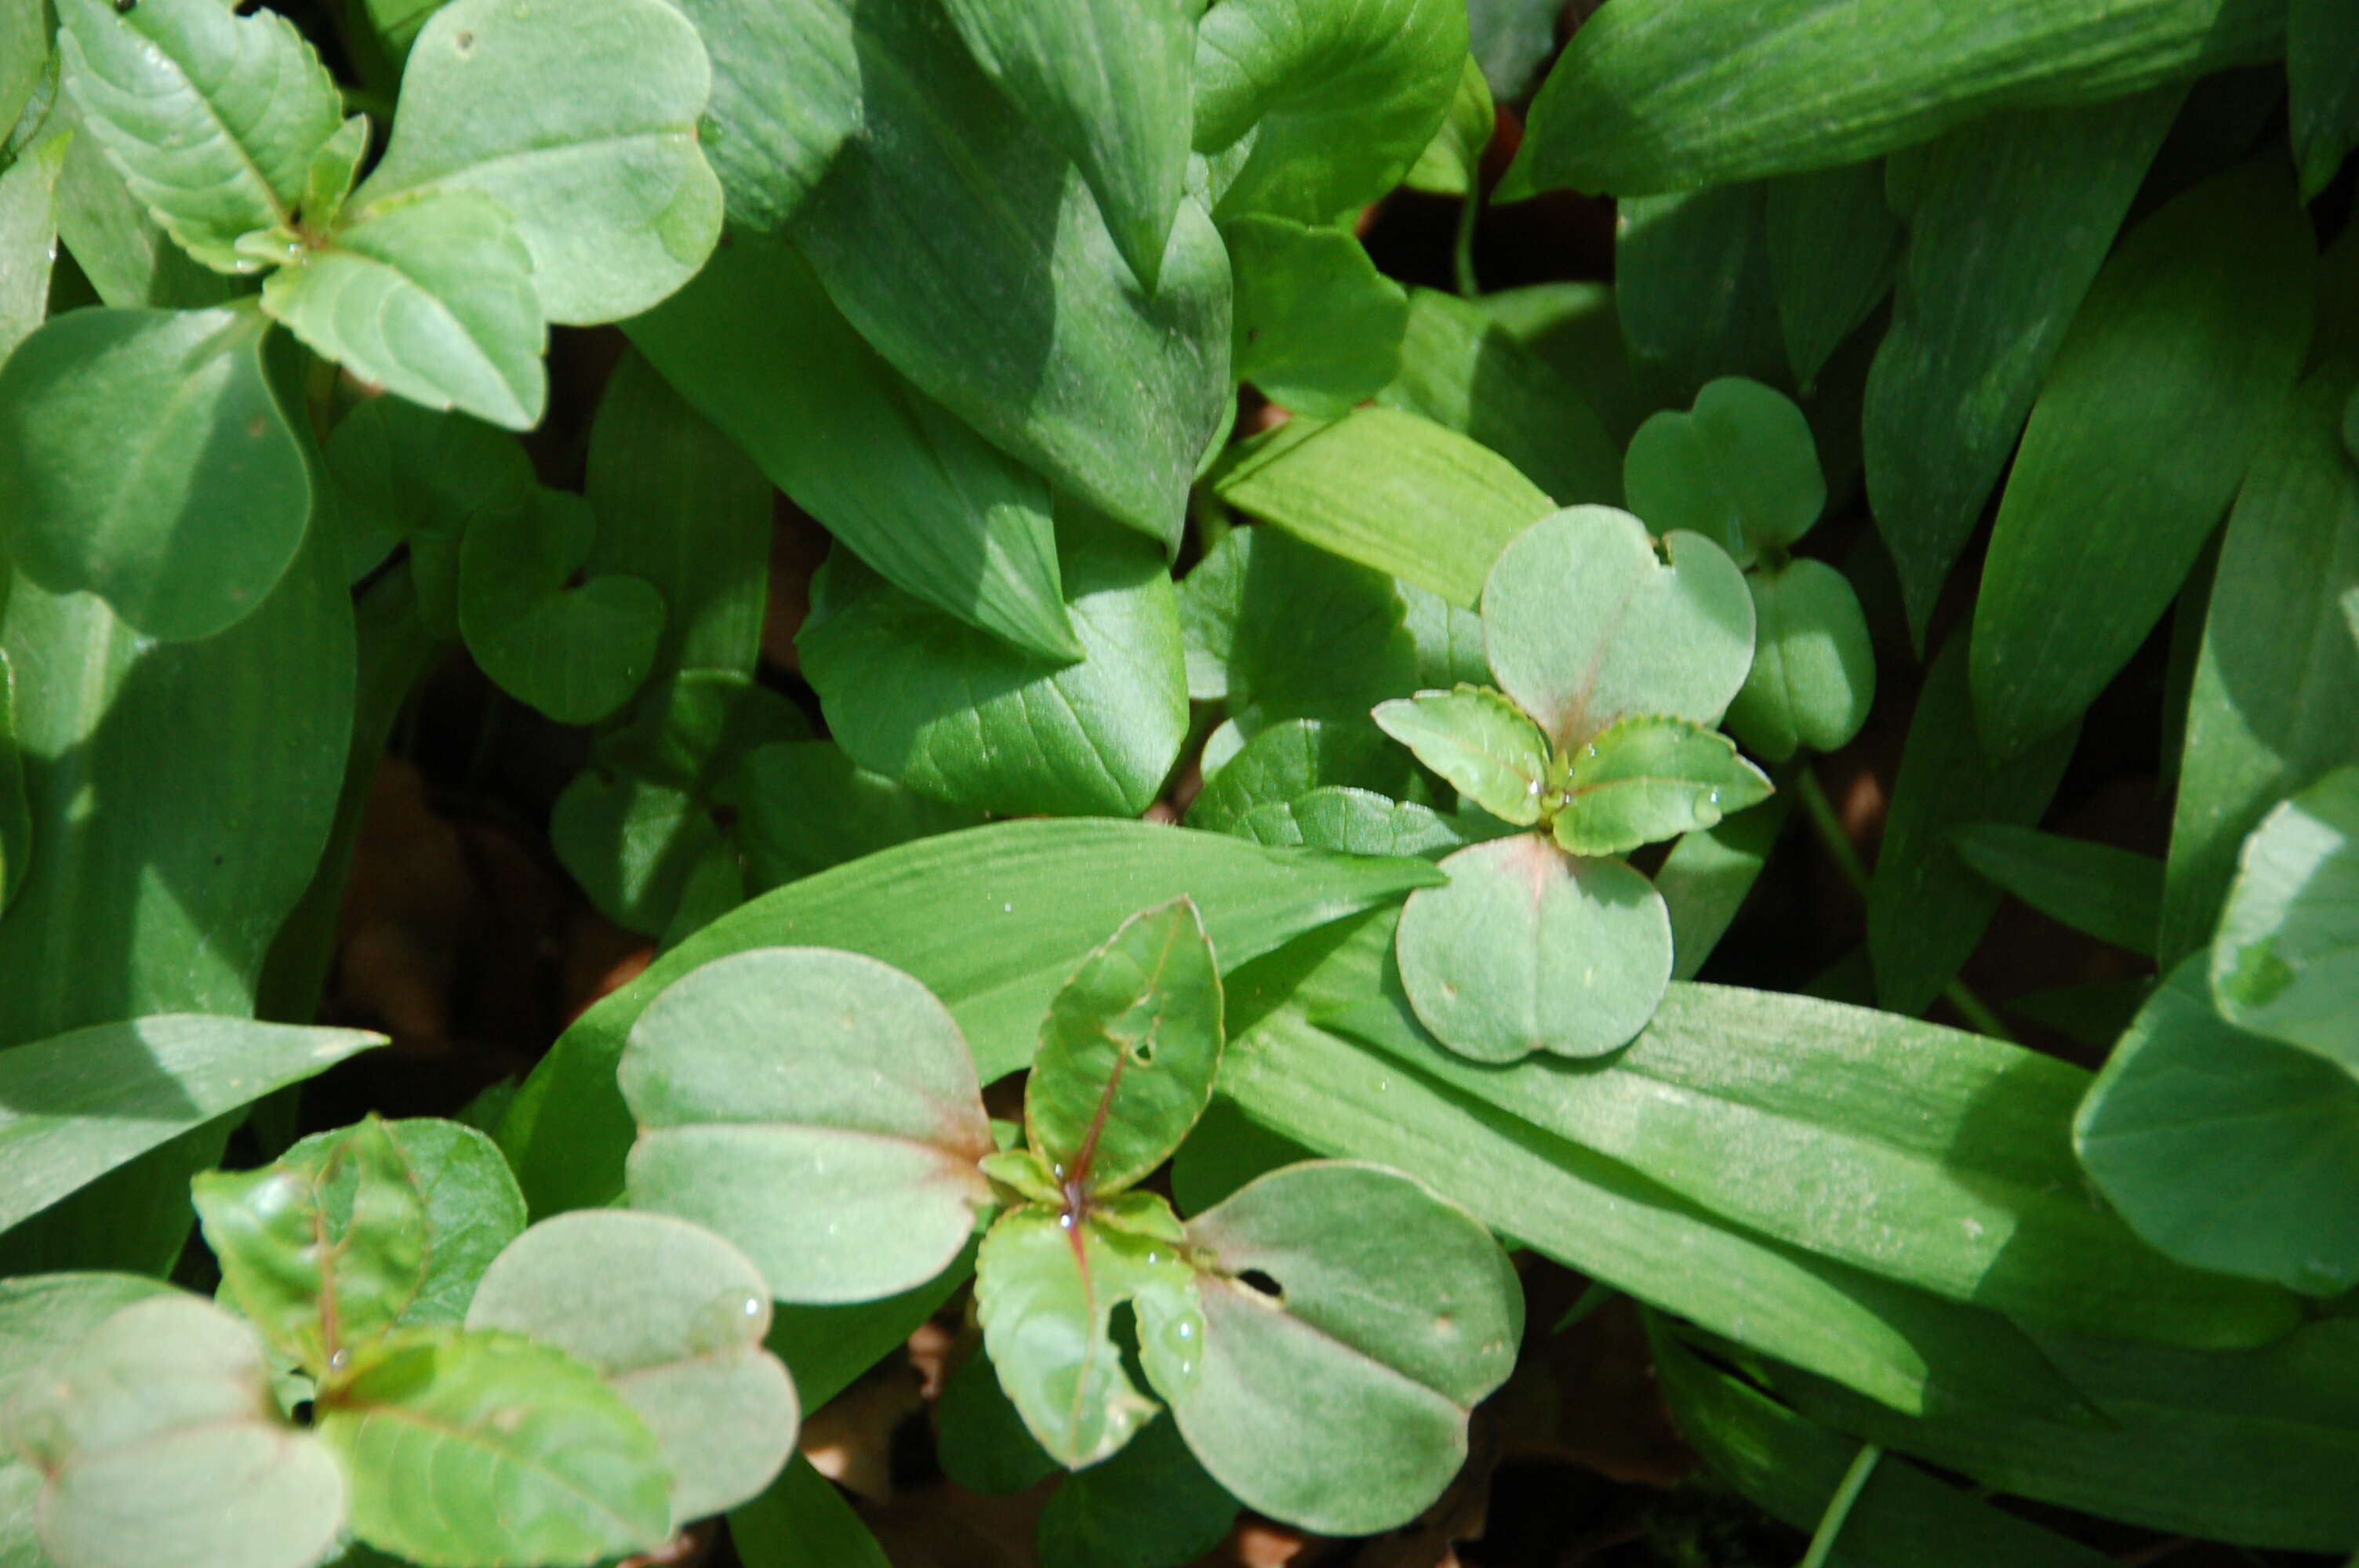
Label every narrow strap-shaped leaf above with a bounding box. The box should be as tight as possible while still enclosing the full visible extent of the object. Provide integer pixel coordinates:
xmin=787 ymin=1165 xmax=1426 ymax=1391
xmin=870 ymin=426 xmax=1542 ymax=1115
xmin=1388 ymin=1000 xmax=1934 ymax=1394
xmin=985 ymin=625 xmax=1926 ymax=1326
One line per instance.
xmin=2291 ymin=0 xmax=2359 ymax=198
xmin=0 ymin=131 xmax=68 ymax=362
xmin=0 ymin=651 xmax=26 ymax=922
xmin=1615 ymin=184 xmax=1785 ymax=398
xmin=1949 ymin=823 xmax=2161 ymax=956
xmin=1765 ymin=160 xmax=1900 ymax=390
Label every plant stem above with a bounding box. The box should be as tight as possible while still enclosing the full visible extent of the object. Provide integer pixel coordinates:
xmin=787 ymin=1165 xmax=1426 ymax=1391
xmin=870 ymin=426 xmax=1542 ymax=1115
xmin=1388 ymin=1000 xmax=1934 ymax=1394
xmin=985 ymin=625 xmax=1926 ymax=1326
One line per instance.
xmin=1798 ymin=1442 xmax=1882 ymax=1568
xmin=1452 ymin=187 xmax=1481 ymax=299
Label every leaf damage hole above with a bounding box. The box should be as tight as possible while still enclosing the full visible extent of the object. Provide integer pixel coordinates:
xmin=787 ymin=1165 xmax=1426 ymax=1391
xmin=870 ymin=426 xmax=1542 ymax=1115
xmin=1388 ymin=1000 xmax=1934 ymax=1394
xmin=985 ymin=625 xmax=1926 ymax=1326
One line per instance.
xmin=1238 ymin=1269 xmax=1283 ymax=1301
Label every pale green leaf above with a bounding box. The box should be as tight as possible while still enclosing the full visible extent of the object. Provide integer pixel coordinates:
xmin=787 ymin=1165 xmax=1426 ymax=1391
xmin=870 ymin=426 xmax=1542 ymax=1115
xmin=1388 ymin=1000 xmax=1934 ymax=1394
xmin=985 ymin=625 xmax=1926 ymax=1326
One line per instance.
xmin=1551 ymin=714 xmax=1774 ymax=858
xmin=660 ymin=0 xmax=854 ymax=234
xmin=1950 ymin=824 xmax=2161 ymax=956
xmin=44 ymin=91 xmax=239 ymax=310
xmin=1372 ymin=687 xmax=1550 ymax=827
xmin=1225 ymin=215 xmax=1407 ymax=417
xmin=0 ymin=132 xmax=68 ymax=365
xmin=2212 ymin=766 xmax=2359 ymax=1070
xmin=1725 ymin=558 xmax=1875 ymax=764
xmin=1402 ymin=57 xmax=1494 ymax=197
xmin=0 ymin=0 xmax=43 ymax=145
xmin=297 ymin=115 xmax=367 ymax=233
xmin=1622 ymin=377 xmax=1825 ymax=565
xmin=458 ymin=488 xmax=663 ymax=727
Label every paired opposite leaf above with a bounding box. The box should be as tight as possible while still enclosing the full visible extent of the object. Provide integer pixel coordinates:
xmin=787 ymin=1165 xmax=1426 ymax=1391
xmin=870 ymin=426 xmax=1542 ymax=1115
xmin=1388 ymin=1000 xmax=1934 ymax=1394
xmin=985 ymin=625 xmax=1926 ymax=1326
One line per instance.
xmin=1622 ymin=378 xmax=1825 ymax=566
xmin=1551 ymin=715 xmax=1773 ymax=858
xmin=620 ymin=947 xmax=996 ymax=1303
xmin=1372 ymin=687 xmax=1551 ymax=827
xmin=2212 ymin=767 xmax=2359 ymax=1073
xmin=458 ymin=490 xmax=664 ymax=726
xmin=0 ymin=305 xmax=311 ymax=642
xmin=1725 ymin=558 xmax=1876 ymax=763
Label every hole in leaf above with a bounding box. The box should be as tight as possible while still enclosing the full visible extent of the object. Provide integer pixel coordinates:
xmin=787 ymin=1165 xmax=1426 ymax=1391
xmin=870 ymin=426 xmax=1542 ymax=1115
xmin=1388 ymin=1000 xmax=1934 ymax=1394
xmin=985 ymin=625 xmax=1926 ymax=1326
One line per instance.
xmin=1132 ymin=1035 xmax=1157 ymax=1065
xmin=1238 ymin=1269 xmax=1283 ymax=1301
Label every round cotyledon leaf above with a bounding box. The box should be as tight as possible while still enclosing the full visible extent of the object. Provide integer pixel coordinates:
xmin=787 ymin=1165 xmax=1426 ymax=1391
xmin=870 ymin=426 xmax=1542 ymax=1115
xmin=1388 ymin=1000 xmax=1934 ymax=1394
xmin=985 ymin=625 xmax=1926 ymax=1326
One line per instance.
xmin=1724 ymin=556 xmax=1876 ymax=764
xmin=1622 ymin=376 xmax=1825 ymax=565
xmin=620 ymin=947 xmax=996 ymax=1304
xmin=458 ymin=488 xmax=665 ymax=727
xmin=1139 ymin=1161 xmax=1521 ymax=1537
xmin=467 ymin=1210 xmax=799 ymax=1525
xmin=1394 ymin=832 xmax=1671 ymax=1062
xmin=1481 ymin=506 xmax=1754 ymax=750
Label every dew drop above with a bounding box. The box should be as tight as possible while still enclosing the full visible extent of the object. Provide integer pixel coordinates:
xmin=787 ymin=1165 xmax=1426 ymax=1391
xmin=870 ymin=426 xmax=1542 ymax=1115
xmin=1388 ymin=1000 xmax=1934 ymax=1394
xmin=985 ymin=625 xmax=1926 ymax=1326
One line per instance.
xmin=1002 ymin=902 xmax=1013 ymax=913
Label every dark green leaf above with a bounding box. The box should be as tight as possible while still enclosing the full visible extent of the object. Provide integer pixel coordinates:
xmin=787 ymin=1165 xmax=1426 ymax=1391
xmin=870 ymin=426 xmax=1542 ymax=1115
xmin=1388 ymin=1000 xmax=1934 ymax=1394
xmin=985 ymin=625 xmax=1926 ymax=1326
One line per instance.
xmin=1726 ymin=558 xmax=1876 ymax=763
xmin=1612 ymin=185 xmax=1783 ymax=397
xmin=730 ymin=742 xmax=983 ymax=892
xmin=1659 ymin=797 xmax=1793 ymax=978
xmin=728 ymin=1457 xmax=889 ymax=1568
xmin=1467 ymin=0 xmax=1556 ymax=99
xmin=458 ymin=488 xmax=663 ymax=726
xmin=935 ymin=1348 xmax=1056 ymax=1495
xmin=1226 ymin=215 xmax=1407 ymax=417
xmin=1034 ymin=1410 xmax=1237 ymax=1568
xmin=322 ymin=394 xmax=533 ymax=611
xmin=1551 ymin=715 xmax=1775 ymax=858
xmin=1372 ymin=687 xmax=1551 ymax=827
xmin=2291 ymin=0 xmax=2359 ymax=198
xmin=0 ymin=652 xmax=23 ymax=920
xmin=1765 ymin=161 xmax=1900 ymax=390
xmin=0 ymin=304 xmax=311 ymax=642
xmin=1950 ymin=824 xmax=2161 ymax=956
xmin=2212 ymin=765 xmax=2359 ymax=1069
xmin=1863 ymin=91 xmax=2180 ymax=643
xmin=1183 ymin=719 xmax=1409 ymax=837
xmin=550 ymin=775 xmax=727 ymax=940
xmin=626 ymin=238 xmax=1077 ymax=660
xmin=1868 ymin=637 xmax=2078 ymax=1015
xmin=1969 ymin=161 xmax=2313 ymax=759
xmin=1623 ymin=378 xmax=1826 ymax=565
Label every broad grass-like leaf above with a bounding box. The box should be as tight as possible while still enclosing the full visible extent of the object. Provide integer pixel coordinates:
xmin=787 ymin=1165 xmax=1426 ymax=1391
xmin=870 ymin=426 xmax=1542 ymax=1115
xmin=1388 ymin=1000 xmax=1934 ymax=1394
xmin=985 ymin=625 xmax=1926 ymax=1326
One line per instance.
xmin=1234 ymin=789 xmax=1474 ymax=861
xmin=2291 ymin=0 xmax=2359 ymax=198
xmin=1192 ymin=0 xmax=1466 ymax=223
xmin=55 ymin=0 xmax=340 ymax=270
xmin=0 ymin=1016 xmax=380 ymax=1239
xmin=467 ymin=1210 xmax=798 ymax=1524
xmin=322 ymin=1329 xmax=672 ymax=1567
xmin=0 ymin=305 xmax=310 ymax=642
xmin=262 ymin=187 xmax=547 ymax=430
xmin=1864 ymin=93 xmax=2178 ymax=643
xmin=350 ymin=0 xmax=722 ymax=324
xmin=1501 ymin=0 xmax=2282 ymax=198
xmin=1148 ymin=1162 xmax=1519 ymax=1535
xmin=1614 ymin=185 xmax=1784 ymax=399
xmin=0 ymin=652 xmax=27 ymax=920
xmin=1481 ymin=506 xmax=1754 ymax=750
xmin=2212 ymin=767 xmax=2359 ymax=1070
xmin=620 ymin=947 xmax=994 ymax=1303
xmin=1372 ymin=687 xmax=1551 ymax=827
xmin=1395 ymin=833 xmax=1671 ymax=1061
xmin=1765 ymin=160 xmax=1899 ymax=390
xmin=1725 ymin=559 xmax=1876 ymax=763
xmin=1212 ymin=408 xmax=1555 ymax=607
xmin=8 ymin=1294 xmax=345 ymax=1568
xmin=1969 ymin=161 xmax=2314 ymax=760
xmin=1551 ymin=715 xmax=1773 ymax=858
xmin=2078 ymin=959 xmax=2359 ymax=1297
xmin=1028 ymin=898 xmax=1223 ymax=1198
xmin=800 ymin=512 xmax=1186 ymax=818
xmin=1622 ymin=378 xmax=1824 ymax=566
xmin=458 ymin=490 xmax=663 ymax=727
xmin=1226 ymin=216 xmax=1408 ymax=418
xmin=1950 ymin=824 xmax=2161 ymax=956
xmin=627 ymin=239 xmax=1078 ymax=662
xmin=727 ymin=1457 xmax=892 ymax=1568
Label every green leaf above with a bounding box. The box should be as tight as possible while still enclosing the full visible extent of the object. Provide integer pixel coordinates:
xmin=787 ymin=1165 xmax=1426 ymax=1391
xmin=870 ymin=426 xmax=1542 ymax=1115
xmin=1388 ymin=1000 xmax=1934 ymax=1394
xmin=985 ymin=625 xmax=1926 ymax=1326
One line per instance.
xmin=458 ymin=488 xmax=663 ymax=726
xmin=7 ymin=1294 xmax=346 ymax=1568
xmin=935 ymin=1347 xmax=1056 ymax=1495
xmin=1481 ymin=506 xmax=1754 ymax=749
xmin=1028 ymin=898 xmax=1223 ymax=1199
xmin=501 ymin=820 xmax=1440 ymax=1217
xmin=1725 ymin=557 xmax=1876 ymax=764
xmin=1863 ymin=92 xmax=2179 ymax=644
xmin=44 ymin=92 xmax=240 ymax=311
xmin=322 ymin=394 xmax=533 ymax=612
xmin=1869 ymin=637 xmax=2078 ymax=1015
xmin=975 ymin=1204 xmax=1199 ymax=1468
xmin=660 ymin=0 xmax=854 ymax=234
xmin=1659 ymin=797 xmax=1794 ymax=978
xmin=1225 ymin=215 xmax=1408 ymax=417
xmin=1500 ymin=0 xmax=2282 ymax=198
xmin=1613 ymin=185 xmax=1784 ymax=398
xmin=792 ymin=0 xmax=1230 ymax=546
xmin=620 ymin=947 xmax=995 ymax=1303
xmin=1394 ymin=833 xmax=1672 ymax=1061
xmin=297 ymin=114 xmax=367 ymax=233
xmin=1234 ymin=788 xmax=1474 ymax=861
xmin=348 ymin=0 xmax=721 ymax=325
xmin=1034 ymin=1410 xmax=1237 ymax=1568
xmin=0 ymin=653 xmax=23 ymax=920
xmin=0 ymin=1017 xmax=380 ymax=1240
xmin=1765 ymin=161 xmax=1899 ymax=390
xmin=467 ymin=1210 xmax=798 ymax=1524
xmin=2163 ymin=361 xmax=2359 ymax=962
xmin=1372 ymin=687 xmax=1552 ymax=827
xmin=261 ymin=187 xmax=547 ymax=431
xmin=1211 ymin=407 xmax=1555 ymax=607
xmin=194 ymin=1115 xmax=427 ymax=1374
xmin=727 ymin=1457 xmax=889 ymax=1568
xmin=937 ymin=0 xmax=1194 ymax=291
xmin=1147 ymin=1161 xmax=1518 ymax=1536
xmin=1950 ymin=824 xmax=2161 ymax=956
xmin=1402 ymin=56 xmax=1495 ymax=198
xmin=1183 ymin=718 xmax=1410 ymax=836
xmin=1622 ymin=378 xmax=1825 ymax=566
xmin=54 ymin=0 xmax=340 ymax=270
xmin=1969 ymin=162 xmax=2314 ymax=760
xmin=2212 ymin=766 xmax=2359 ymax=1069
xmin=800 ymin=510 xmax=1187 ymax=818
xmin=731 ymin=742 xmax=984 ymax=892
xmin=321 ymin=1328 xmax=673 ymax=1567
xmin=0 ymin=132 xmax=68 ymax=365
xmin=1192 ymin=0 xmax=1467 ymax=223
xmin=0 ymin=0 xmax=43 ymax=144
xmin=1178 ymin=522 xmax=1416 ymax=734
xmin=1373 ymin=286 xmax=1623 ymax=508
xmin=0 ymin=304 xmax=311 ymax=642
xmin=626 ymin=238 xmax=1077 ymax=661
xmin=2077 ymin=957 xmax=2359 ymax=1297
xmin=1552 ymin=714 xmax=1775 ymax=858
xmin=2292 ymin=0 xmax=2359 ymax=198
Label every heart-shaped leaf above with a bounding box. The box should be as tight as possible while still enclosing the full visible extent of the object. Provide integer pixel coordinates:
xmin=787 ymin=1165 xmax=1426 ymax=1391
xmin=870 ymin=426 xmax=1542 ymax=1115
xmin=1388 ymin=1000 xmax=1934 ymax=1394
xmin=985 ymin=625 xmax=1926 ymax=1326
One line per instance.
xmin=0 ymin=304 xmax=311 ymax=642
xmin=459 ymin=488 xmax=664 ymax=727
xmin=1372 ymin=686 xmax=1552 ymax=827
xmin=2212 ymin=765 xmax=2359 ymax=1073
xmin=1481 ymin=506 xmax=1754 ymax=750
xmin=323 ymin=394 xmax=534 ymax=609
xmin=1225 ymin=214 xmax=1409 ymax=418
xmin=975 ymin=1203 xmax=1201 ymax=1468
xmin=1551 ymin=714 xmax=1775 ymax=858
xmin=54 ymin=0 xmax=340 ymax=270
xmin=1142 ymin=1161 xmax=1520 ymax=1536
xmin=349 ymin=0 xmax=722 ymax=325
xmin=1623 ymin=377 xmax=1826 ymax=564
xmin=7 ymin=1294 xmax=347 ymax=1568
xmin=620 ymin=947 xmax=995 ymax=1303
xmin=1394 ymin=833 xmax=1672 ymax=1061
xmin=262 ymin=187 xmax=547 ymax=430
xmin=1027 ymin=898 xmax=1223 ymax=1200
xmin=193 ymin=1114 xmax=427 ymax=1377
xmin=1725 ymin=557 xmax=1876 ymax=763
xmin=319 ymin=1329 xmax=672 ymax=1567
xmin=467 ymin=1210 xmax=799 ymax=1525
